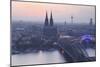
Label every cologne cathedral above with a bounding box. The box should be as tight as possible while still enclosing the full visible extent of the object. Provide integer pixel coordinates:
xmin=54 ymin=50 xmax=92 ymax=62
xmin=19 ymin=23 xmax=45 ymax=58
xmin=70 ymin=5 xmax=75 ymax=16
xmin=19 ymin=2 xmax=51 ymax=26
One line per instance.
xmin=43 ymin=12 xmax=58 ymax=42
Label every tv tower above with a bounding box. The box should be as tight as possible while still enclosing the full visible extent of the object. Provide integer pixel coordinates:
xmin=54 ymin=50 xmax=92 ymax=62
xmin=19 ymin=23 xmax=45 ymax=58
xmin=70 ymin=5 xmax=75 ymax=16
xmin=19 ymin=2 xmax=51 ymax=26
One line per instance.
xmin=71 ymin=16 xmax=74 ymax=24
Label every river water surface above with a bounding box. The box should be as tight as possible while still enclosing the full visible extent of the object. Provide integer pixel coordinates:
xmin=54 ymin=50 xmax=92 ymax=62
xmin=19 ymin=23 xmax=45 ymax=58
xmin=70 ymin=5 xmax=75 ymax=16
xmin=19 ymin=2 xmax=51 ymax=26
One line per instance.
xmin=12 ymin=50 xmax=66 ymax=66
xmin=12 ymin=48 xmax=95 ymax=66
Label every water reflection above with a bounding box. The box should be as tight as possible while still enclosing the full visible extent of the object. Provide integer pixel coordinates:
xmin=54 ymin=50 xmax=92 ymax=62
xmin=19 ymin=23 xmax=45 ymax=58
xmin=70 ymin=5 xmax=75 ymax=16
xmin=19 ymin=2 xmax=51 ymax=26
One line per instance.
xmin=12 ymin=50 xmax=66 ymax=66
xmin=12 ymin=48 xmax=95 ymax=66
xmin=86 ymin=48 xmax=95 ymax=57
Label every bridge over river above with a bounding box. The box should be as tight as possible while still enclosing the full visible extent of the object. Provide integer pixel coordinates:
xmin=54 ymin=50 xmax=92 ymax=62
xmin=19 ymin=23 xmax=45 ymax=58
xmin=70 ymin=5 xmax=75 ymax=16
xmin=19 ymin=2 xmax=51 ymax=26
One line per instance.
xmin=11 ymin=36 xmax=96 ymax=66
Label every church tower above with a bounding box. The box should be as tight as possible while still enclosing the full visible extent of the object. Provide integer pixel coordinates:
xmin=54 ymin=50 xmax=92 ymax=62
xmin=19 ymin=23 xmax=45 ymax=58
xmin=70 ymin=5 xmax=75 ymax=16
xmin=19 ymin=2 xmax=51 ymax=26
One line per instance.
xmin=89 ymin=18 xmax=93 ymax=25
xmin=43 ymin=11 xmax=58 ymax=42
xmin=44 ymin=12 xmax=49 ymax=26
xmin=50 ymin=12 xmax=54 ymax=26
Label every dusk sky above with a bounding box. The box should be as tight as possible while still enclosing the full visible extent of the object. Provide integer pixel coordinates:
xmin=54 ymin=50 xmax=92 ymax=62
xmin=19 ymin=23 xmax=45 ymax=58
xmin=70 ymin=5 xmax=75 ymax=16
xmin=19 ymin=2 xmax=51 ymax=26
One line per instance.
xmin=12 ymin=1 xmax=95 ymax=24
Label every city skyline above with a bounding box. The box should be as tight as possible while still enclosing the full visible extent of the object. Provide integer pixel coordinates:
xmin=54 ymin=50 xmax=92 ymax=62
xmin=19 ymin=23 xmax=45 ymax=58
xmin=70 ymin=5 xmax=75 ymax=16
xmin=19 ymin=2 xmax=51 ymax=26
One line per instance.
xmin=11 ymin=1 xmax=96 ymax=66
xmin=12 ymin=1 xmax=95 ymax=24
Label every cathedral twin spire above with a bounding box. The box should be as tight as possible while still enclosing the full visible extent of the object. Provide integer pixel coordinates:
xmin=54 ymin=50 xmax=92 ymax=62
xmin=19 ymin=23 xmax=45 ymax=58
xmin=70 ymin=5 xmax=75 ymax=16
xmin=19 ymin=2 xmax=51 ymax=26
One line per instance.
xmin=44 ymin=12 xmax=48 ymax=26
xmin=44 ymin=11 xmax=54 ymax=26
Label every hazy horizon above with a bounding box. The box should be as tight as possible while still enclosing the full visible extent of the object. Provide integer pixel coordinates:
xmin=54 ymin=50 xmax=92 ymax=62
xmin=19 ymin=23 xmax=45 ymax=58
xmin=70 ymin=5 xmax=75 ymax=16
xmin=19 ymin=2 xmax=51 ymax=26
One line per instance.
xmin=12 ymin=1 xmax=95 ymax=24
